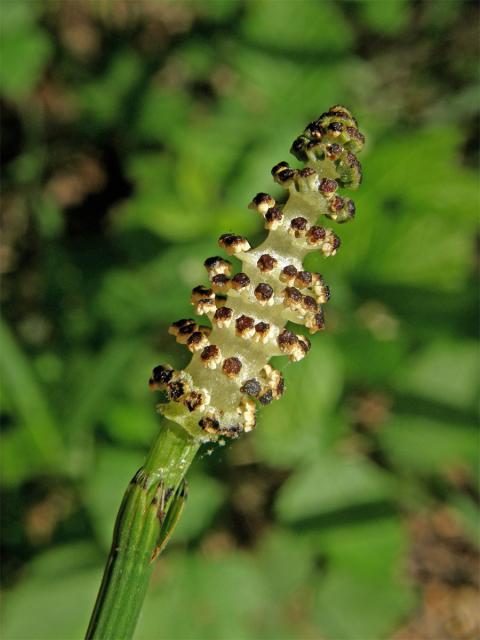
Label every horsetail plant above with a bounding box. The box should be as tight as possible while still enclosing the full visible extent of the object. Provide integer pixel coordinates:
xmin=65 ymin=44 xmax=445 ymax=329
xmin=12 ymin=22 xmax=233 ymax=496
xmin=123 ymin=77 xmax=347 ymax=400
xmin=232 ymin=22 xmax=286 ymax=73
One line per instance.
xmin=86 ymin=106 xmax=365 ymax=640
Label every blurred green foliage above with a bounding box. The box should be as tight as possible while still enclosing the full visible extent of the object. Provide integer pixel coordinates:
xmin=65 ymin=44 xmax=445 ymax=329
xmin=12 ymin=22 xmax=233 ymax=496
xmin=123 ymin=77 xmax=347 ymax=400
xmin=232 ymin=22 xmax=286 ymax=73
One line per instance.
xmin=1 ymin=1 xmax=478 ymax=639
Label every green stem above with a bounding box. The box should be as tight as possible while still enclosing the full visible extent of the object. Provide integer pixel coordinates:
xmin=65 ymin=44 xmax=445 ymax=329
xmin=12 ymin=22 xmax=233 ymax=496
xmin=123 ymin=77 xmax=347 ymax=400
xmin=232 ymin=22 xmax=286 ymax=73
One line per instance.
xmin=86 ymin=419 xmax=200 ymax=640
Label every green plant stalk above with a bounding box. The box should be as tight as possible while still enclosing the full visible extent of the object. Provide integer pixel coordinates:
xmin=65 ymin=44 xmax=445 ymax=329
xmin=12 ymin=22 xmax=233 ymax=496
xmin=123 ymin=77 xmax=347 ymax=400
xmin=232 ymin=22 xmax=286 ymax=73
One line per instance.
xmin=86 ymin=419 xmax=200 ymax=640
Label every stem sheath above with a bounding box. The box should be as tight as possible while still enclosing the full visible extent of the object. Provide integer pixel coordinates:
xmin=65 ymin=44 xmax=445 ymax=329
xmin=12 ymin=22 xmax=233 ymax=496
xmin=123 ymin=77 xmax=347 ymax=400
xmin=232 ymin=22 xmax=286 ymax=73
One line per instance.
xmin=86 ymin=419 xmax=200 ymax=640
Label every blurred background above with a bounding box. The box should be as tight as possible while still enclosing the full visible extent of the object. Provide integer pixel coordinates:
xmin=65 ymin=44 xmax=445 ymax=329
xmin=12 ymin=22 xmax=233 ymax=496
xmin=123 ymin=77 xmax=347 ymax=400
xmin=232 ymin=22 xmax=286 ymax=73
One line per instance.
xmin=1 ymin=1 xmax=478 ymax=639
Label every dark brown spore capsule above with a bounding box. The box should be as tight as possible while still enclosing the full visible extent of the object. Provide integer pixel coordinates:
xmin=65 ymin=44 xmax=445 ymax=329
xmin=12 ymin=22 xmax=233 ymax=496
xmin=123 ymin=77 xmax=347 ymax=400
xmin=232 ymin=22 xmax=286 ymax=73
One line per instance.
xmin=330 ymin=196 xmax=345 ymax=212
xmin=276 ymin=168 xmax=296 ymax=183
xmin=254 ymin=283 xmax=274 ymax=303
xmin=307 ymin=226 xmax=326 ymax=244
xmin=290 ymin=135 xmax=309 ymax=160
xmin=253 ymin=192 xmax=272 ymax=205
xmin=295 ymin=271 xmax=312 ymax=288
xmin=184 ymin=391 xmax=203 ymax=412
xmin=257 ymin=254 xmax=278 ymax=272
xmin=186 ymin=331 xmax=207 ymax=351
xmin=259 ymin=389 xmax=273 ymax=405
xmin=278 ymin=330 xmax=298 ymax=349
xmin=204 ymin=256 xmax=221 ymax=269
xmin=169 ymin=318 xmax=195 ymax=335
xmin=271 ymin=161 xmax=290 ymax=176
xmin=218 ymin=233 xmax=250 ymax=254
xmin=302 ymin=295 xmax=318 ymax=312
xmin=328 ymin=121 xmax=344 ymax=135
xmin=199 ymin=416 xmax=220 ymax=433
xmin=213 ymin=306 xmax=233 ymax=323
xmin=271 ymin=161 xmax=296 ymax=184
xmin=231 ymin=272 xmax=250 ymax=291
xmin=222 ymin=357 xmax=242 ymax=377
xmin=280 ymin=265 xmax=297 ymax=283
xmin=240 ymin=379 xmax=261 ymax=397
xmin=319 ymin=178 xmax=338 ymax=194
xmin=223 ymin=423 xmax=243 ymax=436
xmin=150 ymin=364 xmax=174 ymax=387
xmin=264 ymin=207 xmax=283 ymax=227
xmin=235 ymin=315 xmax=255 ymax=335
xmin=332 ymin=234 xmax=341 ymax=250
xmin=298 ymin=336 xmax=311 ymax=353
xmin=250 ymin=193 xmax=275 ymax=211
xmin=311 ymin=311 xmax=325 ymax=331
xmin=211 ymin=274 xmax=230 ymax=291
xmin=275 ymin=375 xmax=285 ymax=398
xmin=204 ymin=256 xmax=232 ymax=275
xmin=178 ymin=322 xmax=197 ymax=337
xmin=168 ymin=380 xmax=187 ymax=401
xmin=347 ymin=151 xmax=360 ymax=167
xmin=290 ymin=217 xmax=308 ymax=235
xmin=305 ymin=121 xmax=324 ymax=139
xmin=255 ymin=321 xmax=270 ymax=336
xmin=326 ymin=143 xmax=342 ymax=159
xmin=284 ymin=287 xmax=303 ymax=305
xmin=191 ymin=285 xmax=214 ymax=302
xmin=201 ymin=344 xmax=220 ymax=363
